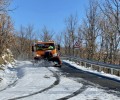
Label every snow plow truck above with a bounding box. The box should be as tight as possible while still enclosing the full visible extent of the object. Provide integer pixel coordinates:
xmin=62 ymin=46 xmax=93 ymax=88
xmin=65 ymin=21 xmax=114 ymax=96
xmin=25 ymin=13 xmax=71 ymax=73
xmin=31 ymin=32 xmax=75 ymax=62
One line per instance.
xmin=32 ymin=41 xmax=62 ymax=67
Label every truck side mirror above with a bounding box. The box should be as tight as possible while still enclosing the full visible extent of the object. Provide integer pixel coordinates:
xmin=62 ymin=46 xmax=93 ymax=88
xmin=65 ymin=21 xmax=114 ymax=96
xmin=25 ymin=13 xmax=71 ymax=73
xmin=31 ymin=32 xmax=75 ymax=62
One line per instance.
xmin=58 ymin=44 xmax=60 ymax=50
xmin=32 ymin=46 xmax=34 ymax=52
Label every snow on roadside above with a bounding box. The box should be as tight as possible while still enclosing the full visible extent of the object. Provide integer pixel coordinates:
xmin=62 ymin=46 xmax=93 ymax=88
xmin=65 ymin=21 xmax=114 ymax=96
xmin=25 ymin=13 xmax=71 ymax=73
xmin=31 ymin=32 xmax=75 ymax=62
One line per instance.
xmin=63 ymin=60 xmax=120 ymax=81
xmin=0 ymin=63 xmax=18 ymax=91
xmin=0 ymin=48 xmax=16 ymax=91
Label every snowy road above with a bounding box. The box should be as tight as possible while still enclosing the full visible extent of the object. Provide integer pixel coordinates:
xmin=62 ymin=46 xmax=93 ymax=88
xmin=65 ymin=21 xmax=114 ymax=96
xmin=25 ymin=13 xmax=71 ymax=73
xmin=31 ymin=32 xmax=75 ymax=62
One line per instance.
xmin=0 ymin=61 xmax=120 ymax=100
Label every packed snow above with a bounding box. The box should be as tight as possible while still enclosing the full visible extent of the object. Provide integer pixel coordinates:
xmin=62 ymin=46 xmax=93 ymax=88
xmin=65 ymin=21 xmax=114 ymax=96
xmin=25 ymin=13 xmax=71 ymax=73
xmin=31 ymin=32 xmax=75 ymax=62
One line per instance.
xmin=0 ymin=60 xmax=119 ymax=100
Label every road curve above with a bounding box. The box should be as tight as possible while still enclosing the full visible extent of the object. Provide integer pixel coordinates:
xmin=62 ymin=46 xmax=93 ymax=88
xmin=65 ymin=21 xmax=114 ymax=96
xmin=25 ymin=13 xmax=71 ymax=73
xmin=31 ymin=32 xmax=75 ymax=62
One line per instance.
xmin=57 ymin=85 xmax=87 ymax=100
xmin=8 ymin=67 xmax=60 ymax=100
xmin=57 ymin=63 xmax=120 ymax=97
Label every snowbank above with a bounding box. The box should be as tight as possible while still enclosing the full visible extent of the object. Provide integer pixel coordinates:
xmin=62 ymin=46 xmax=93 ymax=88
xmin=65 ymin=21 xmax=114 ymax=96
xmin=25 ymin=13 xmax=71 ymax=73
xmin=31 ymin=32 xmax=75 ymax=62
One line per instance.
xmin=0 ymin=64 xmax=18 ymax=91
xmin=0 ymin=49 xmax=17 ymax=91
xmin=63 ymin=60 xmax=120 ymax=82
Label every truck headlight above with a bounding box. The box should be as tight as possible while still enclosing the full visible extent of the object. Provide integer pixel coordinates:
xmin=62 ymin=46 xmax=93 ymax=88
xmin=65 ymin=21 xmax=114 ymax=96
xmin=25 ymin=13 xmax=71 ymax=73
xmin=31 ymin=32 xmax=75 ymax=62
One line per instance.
xmin=36 ymin=54 xmax=40 ymax=57
xmin=53 ymin=53 xmax=57 ymax=57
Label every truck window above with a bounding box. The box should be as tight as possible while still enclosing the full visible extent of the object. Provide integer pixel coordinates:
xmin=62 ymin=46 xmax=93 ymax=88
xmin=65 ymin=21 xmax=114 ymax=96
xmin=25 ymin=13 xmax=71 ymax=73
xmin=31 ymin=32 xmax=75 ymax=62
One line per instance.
xmin=36 ymin=43 xmax=55 ymax=50
xmin=36 ymin=44 xmax=44 ymax=50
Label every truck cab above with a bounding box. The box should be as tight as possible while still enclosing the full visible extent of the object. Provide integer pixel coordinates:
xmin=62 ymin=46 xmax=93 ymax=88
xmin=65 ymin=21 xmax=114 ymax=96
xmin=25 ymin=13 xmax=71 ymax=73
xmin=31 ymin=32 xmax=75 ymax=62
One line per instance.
xmin=32 ymin=41 xmax=61 ymax=67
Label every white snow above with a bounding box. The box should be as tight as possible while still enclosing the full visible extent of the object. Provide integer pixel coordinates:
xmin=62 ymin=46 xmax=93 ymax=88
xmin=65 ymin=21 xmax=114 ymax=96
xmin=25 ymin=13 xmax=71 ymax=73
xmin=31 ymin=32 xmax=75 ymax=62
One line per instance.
xmin=69 ymin=87 xmax=120 ymax=100
xmin=0 ymin=65 xmax=18 ymax=91
xmin=0 ymin=60 xmax=119 ymax=100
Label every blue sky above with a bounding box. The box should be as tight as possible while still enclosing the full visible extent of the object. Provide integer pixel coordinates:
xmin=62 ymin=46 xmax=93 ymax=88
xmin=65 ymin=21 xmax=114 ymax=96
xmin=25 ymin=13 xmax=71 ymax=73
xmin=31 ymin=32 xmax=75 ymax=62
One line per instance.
xmin=9 ymin=0 xmax=89 ymax=33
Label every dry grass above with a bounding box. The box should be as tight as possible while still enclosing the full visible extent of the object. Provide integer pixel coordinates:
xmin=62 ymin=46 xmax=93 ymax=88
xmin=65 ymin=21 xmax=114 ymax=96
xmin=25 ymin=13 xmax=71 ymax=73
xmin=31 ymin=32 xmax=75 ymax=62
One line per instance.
xmin=0 ymin=57 xmax=5 ymax=65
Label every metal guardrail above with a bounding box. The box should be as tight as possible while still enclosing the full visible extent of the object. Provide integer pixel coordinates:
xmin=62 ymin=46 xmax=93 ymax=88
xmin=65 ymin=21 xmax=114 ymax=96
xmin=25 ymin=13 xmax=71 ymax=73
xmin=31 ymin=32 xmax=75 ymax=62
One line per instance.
xmin=61 ymin=56 xmax=120 ymax=76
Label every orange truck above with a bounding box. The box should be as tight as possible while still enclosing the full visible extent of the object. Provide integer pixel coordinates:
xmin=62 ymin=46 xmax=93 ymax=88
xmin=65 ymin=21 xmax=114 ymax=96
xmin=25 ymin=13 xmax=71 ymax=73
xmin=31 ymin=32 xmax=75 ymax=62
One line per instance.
xmin=32 ymin=41 xmax=62 ymax=67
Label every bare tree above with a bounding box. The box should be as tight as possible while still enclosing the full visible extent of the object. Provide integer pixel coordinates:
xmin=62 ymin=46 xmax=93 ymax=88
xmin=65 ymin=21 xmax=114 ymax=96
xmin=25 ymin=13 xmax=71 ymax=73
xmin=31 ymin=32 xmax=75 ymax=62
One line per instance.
xmin=82 ymin=0 xmax=99 ymax=60
xmin=99 ymin=0 xmax=120 ymax=64
xmin=0 ymin=0 xmax=11 ymax=13
xmin=12 ymin=25 xmax=35 ymax=60
xmin=0 ymin=0 xmax=13 ymax=56
xmin=63 ymin=30 xmax=70 ymax=55
xmin=0 ymin=14 xmax=14 ymax=56
xmin=25 ymin=25 xmax=35 ymax=59
xmin=77 ymin=26 xmax=84 ymax=58
xmin=55 ymin=32 xmax=63 ymax=45
xmin=14 ymin=25 xmax=27 ymax=59
xmin=65 ymin=14 xmax=78 ymax=56
xmin=40 ymin=26 xmax=54 ymax=42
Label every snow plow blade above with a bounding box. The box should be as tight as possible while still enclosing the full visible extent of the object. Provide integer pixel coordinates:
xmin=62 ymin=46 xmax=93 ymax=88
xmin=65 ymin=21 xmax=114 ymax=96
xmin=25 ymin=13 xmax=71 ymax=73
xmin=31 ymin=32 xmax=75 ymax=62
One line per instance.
xmin=54 ymin=64 xmax=62 ymax=67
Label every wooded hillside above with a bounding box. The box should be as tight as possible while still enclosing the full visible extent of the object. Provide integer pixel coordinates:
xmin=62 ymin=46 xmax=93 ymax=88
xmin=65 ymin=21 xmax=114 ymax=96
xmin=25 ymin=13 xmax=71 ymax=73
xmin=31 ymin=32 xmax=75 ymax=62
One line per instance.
xmin=0 ymin=0 xmax=119 ymax=65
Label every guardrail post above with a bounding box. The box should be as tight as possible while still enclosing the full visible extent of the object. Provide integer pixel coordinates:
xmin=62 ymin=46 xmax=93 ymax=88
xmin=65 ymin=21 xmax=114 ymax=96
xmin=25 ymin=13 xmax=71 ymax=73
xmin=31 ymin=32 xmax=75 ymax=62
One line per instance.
xmin=99 ymin=66 xmax=102 ymax=72
xmin=80 ymin=61 xmax=82 ymax=66
xmin=84 ymin=62 xmax=86 ymax=68
xmin=119 ymin=70 xmax=120 ymax=76
xmin=91 ymin=64 xmax=93 ymax=69
xmin=111 ymin=68 xmax=113 ymax=75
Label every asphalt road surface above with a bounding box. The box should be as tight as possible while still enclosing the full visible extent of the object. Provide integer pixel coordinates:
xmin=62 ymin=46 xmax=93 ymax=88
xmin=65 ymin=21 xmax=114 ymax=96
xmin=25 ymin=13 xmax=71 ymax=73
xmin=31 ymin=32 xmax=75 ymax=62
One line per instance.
xmin=56 ymin=63 xmax=120 ymax=95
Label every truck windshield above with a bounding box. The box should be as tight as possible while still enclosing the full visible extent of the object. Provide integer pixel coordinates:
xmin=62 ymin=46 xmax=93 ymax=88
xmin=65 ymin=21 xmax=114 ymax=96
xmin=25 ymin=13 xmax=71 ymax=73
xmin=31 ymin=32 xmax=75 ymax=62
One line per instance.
xmin=36 ymin=43 xmax=55 ymax=51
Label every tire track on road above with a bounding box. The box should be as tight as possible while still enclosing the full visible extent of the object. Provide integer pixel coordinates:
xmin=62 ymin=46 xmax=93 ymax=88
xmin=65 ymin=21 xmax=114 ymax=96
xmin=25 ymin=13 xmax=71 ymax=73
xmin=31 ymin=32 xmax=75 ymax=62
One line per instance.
xmin=50 ymin=67 xmax=88 ymax=100
xmin=57 ymin=63 xmax=120 ymax=99
xmin=8 ymin=67 xmax=60 ymax=100
xmin=57 ymin=85 xmax=87 ymax=100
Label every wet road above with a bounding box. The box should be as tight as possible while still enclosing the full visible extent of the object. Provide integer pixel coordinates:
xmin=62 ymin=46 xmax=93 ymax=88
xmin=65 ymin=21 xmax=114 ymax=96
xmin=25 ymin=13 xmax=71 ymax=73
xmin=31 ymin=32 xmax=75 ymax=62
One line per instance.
xmin=57 ymin=63 xmax=120 ymax=94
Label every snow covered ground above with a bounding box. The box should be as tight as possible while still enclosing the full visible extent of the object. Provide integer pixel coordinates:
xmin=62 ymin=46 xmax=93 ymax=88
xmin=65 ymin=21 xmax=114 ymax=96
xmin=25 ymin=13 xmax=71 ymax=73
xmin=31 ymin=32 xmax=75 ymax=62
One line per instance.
xmin=0 ymin=63 xmax=18 ymax=91
xmin=0 ymin=60 xmax=119 ymax=100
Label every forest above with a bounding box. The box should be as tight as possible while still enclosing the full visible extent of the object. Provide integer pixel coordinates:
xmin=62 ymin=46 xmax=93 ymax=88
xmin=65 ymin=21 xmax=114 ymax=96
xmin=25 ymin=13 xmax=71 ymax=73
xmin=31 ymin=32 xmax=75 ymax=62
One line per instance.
xmin=0 ymin=0 xmax=120 ymax=65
